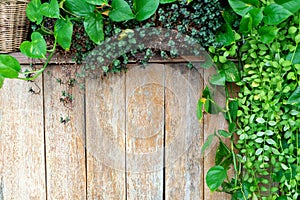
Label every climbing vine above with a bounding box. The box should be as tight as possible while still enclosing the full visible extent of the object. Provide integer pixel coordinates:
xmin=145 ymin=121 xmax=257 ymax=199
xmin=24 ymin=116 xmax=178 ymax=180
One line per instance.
xmin=201 ymin=0 xmax=300 ymax=199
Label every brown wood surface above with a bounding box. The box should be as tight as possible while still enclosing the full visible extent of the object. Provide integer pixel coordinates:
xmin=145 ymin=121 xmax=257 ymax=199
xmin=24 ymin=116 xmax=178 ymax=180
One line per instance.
xmin=86 ymin=71 xmax=126 ymax=199
xmin=0 ymin=62 xmax=230 ymax=200
xmin=0 ymin=72 xmax=46 ymax=199
xmin=125 ymin=64 xmax=164 ymax=199
xmin=43 ymin=65 xmax=86 ymax=199
xmin=164 ymin=64 xmax=204 ymax=200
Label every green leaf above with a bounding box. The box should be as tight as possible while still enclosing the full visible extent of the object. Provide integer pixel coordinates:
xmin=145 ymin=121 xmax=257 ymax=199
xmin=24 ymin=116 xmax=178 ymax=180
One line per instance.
xmin=240 ymin=13 xmax=252 ymax=34
xmin=64 ymin=0 xmax=95 ymax=17
xmin=256 ymin=117 xmax=265 ymax=123
xmin=210 ymin=72 xmax=226 ymax=86
xmin=216 ymin=23 xmax=235 ymax=46
xmin=26 ymin=0 xmax=43 ymax=24
xmin=109 ymin=0 xmax=135 ymax=22
xmin=41 ymin=0 xmax=60 ymax=18
xmin=221 ymin=61 xmax=240 ymax=82
xmin=201 ymin=134 xmax=215 ymax=154
xmin=228 ymin=99 xmax=239 ymax=121
xmin=287 ymin=86 xmax=300 ymax=105
xmin=255 ymin=148 xmax=263 ymax=155
xmin=287 ymin=46 xmax=300 ymax=64
xmin=263 ymin=3 xmax=293 ymax=25
xmin=215 ymin=141 xmax=232 ymax=169
xmin=0 ymin=55 xmax=21 ymax=78
xmin=0 ymin=76 xmax=4 ymax=88
xmin=266 ymin=139 xmax=276 ymax=145
xmin=84 ymin=13 xmax=104 ymax=45
xmin=278 ymin=0 xmax=300 ymax=14
xmin=249 ymin=7 xmax=263 ymax=27
xmin=196 ymin=99 xmax=203 ymax=121
xmin=258 ymin=26 xmax=279 ymax=44
xmin=255 ymin=138 xmax=264 ymax=143
xmin=133 ymin=0 xmax=159 ymax=21
xmin=20 ymin=32 xmax=47 ymax=59
xmin=206 ymin=166 xmax=227 ymax=191
xmin=228 ymin=0 xmax=258 ymax=16
xmin=54 ymin=18 xmax=73 ymax=51
xmin=160 ymin=0 xmax=177 ymax=3
xmin=218 ymin=130 xmax=232 ymax=138
xmin=85 ymin=0 xmax=108 ymax=5
xmin=229 ymin=123 xmax=236 ymax=133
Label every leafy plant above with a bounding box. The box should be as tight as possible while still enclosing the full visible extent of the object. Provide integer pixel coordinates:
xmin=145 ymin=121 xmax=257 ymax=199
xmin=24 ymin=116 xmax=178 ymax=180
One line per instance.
xmin=203 ymin=0 xmax=300 ymax=199
xmin=0 ymin=0 xmax=161 ymax=88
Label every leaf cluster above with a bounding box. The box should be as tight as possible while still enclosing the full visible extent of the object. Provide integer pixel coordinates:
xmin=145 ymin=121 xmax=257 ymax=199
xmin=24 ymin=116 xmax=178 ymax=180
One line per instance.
xmin=202 ymin=0 xmax=300 ymax=199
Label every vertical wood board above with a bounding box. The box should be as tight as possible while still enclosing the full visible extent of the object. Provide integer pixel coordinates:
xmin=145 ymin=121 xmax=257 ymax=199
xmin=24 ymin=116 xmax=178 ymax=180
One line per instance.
xmin=44 ymin=65 xmax=86 ymax=199
xmin=86 ymin=71 xmax=126 ymax=199
xmin=164 ymin=64 xmax=204 ymax=200
xmin=126 ymin=64 xmax=164 ymax=200
xmin=0 ymin=75 xmax=46 ymax=200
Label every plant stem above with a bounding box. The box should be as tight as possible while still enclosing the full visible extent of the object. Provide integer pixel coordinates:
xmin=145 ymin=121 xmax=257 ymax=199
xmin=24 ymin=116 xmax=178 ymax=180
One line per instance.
xmin=18 ymin=40 xmax=57 ymax=81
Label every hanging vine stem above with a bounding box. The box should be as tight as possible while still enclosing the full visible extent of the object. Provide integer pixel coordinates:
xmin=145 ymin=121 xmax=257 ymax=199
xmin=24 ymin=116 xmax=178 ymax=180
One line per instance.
xmin=18 ymin=40 xmax=57 ymax=81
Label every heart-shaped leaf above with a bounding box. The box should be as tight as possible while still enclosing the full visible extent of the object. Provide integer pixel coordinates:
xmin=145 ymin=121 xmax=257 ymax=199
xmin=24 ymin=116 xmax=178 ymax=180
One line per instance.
xmin=228 ymin=0 xmax=258 ymax=16
xmin=109 ymin=0 xmax=135 ymax=22
xmin=64 ymin=0 xmax=95 ymax=17
xmin=263 ymin=3 xmax=292 ymax=25
xmin=0 ymin=55 xmax=21 ymax=79
xmin=84 ymin=13 xmax=104 ymax=45
xmin=20 ymin=32 xmax=47 ymax=59
xmin=221 ymin=60 xmax=240 ymax=82
xmin=85 ymin=0 xmax=108 ymax=5
xmin=54 ymin=18 xmax=73 ymax=50
xmin=133 ymin=0 xmax=159 ymax=21
xmin=26 ymin=0 xmax=43 ymax=24
xmin=41 ymin=0 xmax=60 ymax=18
xmin=258 ymin=26 xmax=279 ymax=44
xmin=206 ymin=166 xmax=227 ymax=191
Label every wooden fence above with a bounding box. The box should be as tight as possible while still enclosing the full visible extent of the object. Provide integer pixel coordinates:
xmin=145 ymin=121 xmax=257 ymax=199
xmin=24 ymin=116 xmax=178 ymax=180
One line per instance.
xmin=0 ymin=54 xmax=231 ymax=199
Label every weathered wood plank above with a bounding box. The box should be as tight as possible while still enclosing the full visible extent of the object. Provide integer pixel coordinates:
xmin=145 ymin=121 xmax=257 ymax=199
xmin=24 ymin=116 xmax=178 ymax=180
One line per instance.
xmin=0 ymin=73 xmax=46 ymax=199
xmin=126 ymin=64 xmax=164 ymax=199
xmin=86 ymin=72 xmax=126 ymax=199
xmin=43 ymin=65 xmax=86 ymax=199
xmin=203 ymin=66 xmax=231 ymax=200
xmin=164 ymin=64 xmax=204 ymax=199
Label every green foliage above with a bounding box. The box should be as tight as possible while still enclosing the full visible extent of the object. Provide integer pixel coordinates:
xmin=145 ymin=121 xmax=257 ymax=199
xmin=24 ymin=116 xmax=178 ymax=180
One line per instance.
xmin=109 ymin=0 xmax=135 ymax=22
xmin=84 ymin=13 xmax=104 ymax=45
xmin=20 ymin=32 xmax=47 ymax=59
xmin=206 ymin=0 xmax=300 ymax=199
xmin=0 ymin=0 xmax=163 ymax=88
xmin=206 ymin=166 xmax=227 ymax=191
xmin=54 ymin=18 xmax=73 ymax=50
xmin=133 ymin=0 xmax=159 ymax=21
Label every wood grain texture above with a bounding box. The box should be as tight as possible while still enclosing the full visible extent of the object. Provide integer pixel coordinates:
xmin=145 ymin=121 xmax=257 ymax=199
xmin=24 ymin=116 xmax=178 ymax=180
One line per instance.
xmin=203 ymin=66 xmax=231 ymax=200
xmin=43 ymin=65 xmax=86 ymax=199
xmin=164 ymin=64 xmax=204 ymax=200
xmin=126 ymin=64 xmax=164 ymax=200
xmin=0 ymin=73 xmax=46 ymax=200
xmin=86 ymin=72 xmax=126 ymax=199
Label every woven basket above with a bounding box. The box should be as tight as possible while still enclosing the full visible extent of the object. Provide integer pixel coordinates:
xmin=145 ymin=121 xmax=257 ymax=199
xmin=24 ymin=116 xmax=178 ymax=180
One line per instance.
xmin=0 ymin=0 xmax=30 ymax=53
